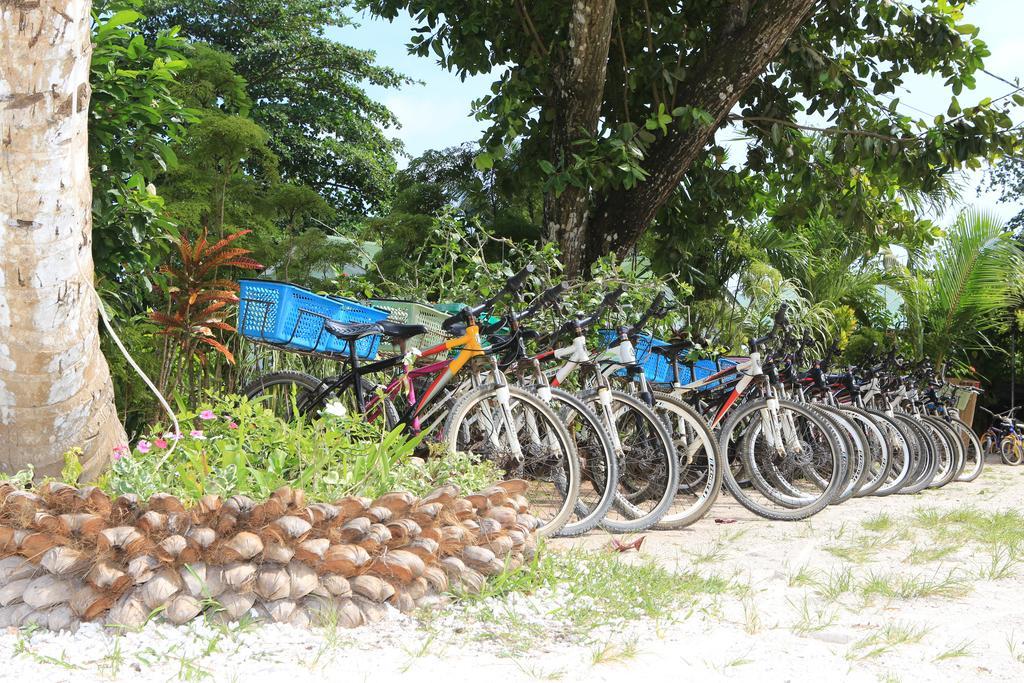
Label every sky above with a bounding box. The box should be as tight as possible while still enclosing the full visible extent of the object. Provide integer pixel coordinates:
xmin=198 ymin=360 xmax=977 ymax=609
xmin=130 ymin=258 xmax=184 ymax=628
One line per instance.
xmin=330 ymin=1 xmax=1024 ymax=224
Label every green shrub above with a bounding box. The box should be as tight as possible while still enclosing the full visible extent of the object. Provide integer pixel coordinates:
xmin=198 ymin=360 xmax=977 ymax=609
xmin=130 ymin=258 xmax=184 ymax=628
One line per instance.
xmin=104 ymin=394 xmax=500 ymax=503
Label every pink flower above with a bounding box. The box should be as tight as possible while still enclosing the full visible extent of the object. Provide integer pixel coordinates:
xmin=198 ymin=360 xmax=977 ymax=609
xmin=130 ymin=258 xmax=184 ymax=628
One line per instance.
xmin=164 ymin=431 xmax=183 ymax=441
xmin=153 ymin=438 xmax=168 ymax=449
xmin=190 ymin=429 xmax=206 ymax=440
xmin=113 ymin=444 xmax=128 ymax=461
xmin=136 ymin=440 xmax=151 ymax=454
xmin=228 ymin=422 xmax=239 ymax=430
xmin=199 ymin=410 xmax=217 ymax=420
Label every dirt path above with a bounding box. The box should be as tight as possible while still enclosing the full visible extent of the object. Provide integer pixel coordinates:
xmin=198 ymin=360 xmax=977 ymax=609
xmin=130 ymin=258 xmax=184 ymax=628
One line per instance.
xmin=3 ymin=464 xmax=1023 ymax=682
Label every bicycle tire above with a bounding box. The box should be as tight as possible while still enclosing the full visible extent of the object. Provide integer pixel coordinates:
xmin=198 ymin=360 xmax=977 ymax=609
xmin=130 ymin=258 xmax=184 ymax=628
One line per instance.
xmin=652 ymin=392 xmax=723 ymax=530
xmin=242 ymin=370 xmax=400 ymax=427
xmin=720 ymin=398 xmax=844 ymax=521
xmin=951 ymin=418 xmax=984 ymax=482
xmin=440 ymin=383 xmax=581 ymax=537
xmin=577 ymin=388 xmax=679 ymax=533
xmin=839 ymin=405 xmax=892 ymax=497
xmin=544 ymin=387 xmax=619 ymax=538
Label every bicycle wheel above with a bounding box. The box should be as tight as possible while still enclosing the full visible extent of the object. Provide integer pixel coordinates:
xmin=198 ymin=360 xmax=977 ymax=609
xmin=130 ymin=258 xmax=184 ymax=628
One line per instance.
xmin=840 ymin=406 xmax=892 ymax=497
xmin=242 ymin=371 xmax=399 ymax=427
xmin=1001 ymin=438 xmax=1024 ymax=466
xmin=870 ymin=410 xmax=914 ymax=496
xmin=925 ymin=417 xmax=962 ymax=488
xmin=720 ymin=398 xmax=844 ymax=521
xmin=652 ymin=392 xmax=723 ymax=530
xmin=815 ymin=405 xmax=865 ymax=504
xmin=952 ymin=418 xmax=983 ymax=481
xmin=577 ymin=389 xmax=679 ymax=533
xmin=544 ymin=387 xmax=618 ymax=538
xmin=896 ymin=416 xmax=939 ymax=495
xmin=441 ymin=383 xmax=581 ymax=537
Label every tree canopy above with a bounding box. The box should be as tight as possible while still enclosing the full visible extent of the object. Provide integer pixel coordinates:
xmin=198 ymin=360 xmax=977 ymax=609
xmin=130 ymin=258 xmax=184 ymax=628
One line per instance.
xmin=365 ymin=0 xmax=1022 ymax=274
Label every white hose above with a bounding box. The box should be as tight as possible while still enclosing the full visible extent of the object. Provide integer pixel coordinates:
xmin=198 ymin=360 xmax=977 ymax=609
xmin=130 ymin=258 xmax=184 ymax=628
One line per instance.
xmin=83 ymin=262 xmax=181 ymax=466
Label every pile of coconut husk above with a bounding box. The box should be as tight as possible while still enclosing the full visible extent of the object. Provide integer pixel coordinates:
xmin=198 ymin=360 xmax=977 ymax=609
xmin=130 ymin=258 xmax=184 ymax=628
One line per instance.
xmin=0 ymin=480 xmax=538 ymax=631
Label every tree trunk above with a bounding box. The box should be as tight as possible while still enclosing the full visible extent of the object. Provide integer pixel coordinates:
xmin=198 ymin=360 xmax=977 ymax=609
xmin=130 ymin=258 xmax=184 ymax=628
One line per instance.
xmin=0 ymin=0 xmax=127 ymax=479
xmin=577 ymin=0 xmax=817 ymax=272
xmin=545 ymin=0 xmax=616 ymax=277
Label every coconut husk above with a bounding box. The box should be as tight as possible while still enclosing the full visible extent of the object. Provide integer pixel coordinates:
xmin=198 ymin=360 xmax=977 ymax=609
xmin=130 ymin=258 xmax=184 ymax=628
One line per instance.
xmin=254 ymin=565 xmax=290 ymax=601
xmin=224 ymin=495 xmax=256 ymax=518
xmin=221 ymin=531 xmax=264 ymax=561
xmin=335 ymin=517 xmax=370 ymax=543
xmin=137 ymin=511 xmax=168 ymax=535
xmin=331 ymin=496 xmax=368 ymax=522
xmin=288 ymin=606 xmax=310 ymax=628
xmin=165 ymin=594 xmax=202 ymax=625
xmin=350 ymin=574 xmax=394 ymax=603
xmin=408 ymin=502 xmax=443 ymax=527
xmin=180 ymin=562 xmax=225 ymax=599
xmin=389 ymin=590 xmax=415 ymax=613
xmin=320 ymin=574 xmax=351 ymax=598
xmin=262 ymin=598 xmax=298 ymax=623
xmin=108 ymin=494 xmax=139 ymax=526
xmin=439 ymin=556 xmax=467 ymax=580
xmin=221 ymin=562 xmax=257 ymax=592
xmin=0 ymin=527 xmax=16 ymax=554
xmin=419 ymin=485 xmax=458 ymax=508
xmin=480 ymin=535 xmax=514 ymax=557
xmin=293 ymin=538 xmax=329 ymax=564
xmin=476 ymin=517 xmax=503 ymax=539
xmin=405 ymin=576 xmax=429 ymax=601
xmin=287 ymin=560 xmax=318 ymax=600
xmin=422 ymin=565 xmax=448 ymax=593
xmin=371 ymin=492 xmax=416 ymax=516
xmin=127 ymin=554 xmax=160 ymax=583
xmin=516 ymin=513 xmax=540 ymax=532
xmin=269 ymin=515 xmax=312 ymax=541
xmin=484 ymin=505 xmax=518 ymax=527
xmin=214 ymin=513 xmax=238 ymax=535
xmin=368 ymin=550 xmax=425 ymax=584
xmin=506 ymin=529 xmax=527 ymax=551
xmin=140 ymin=567 xmax=181 ymax=610
xmin=0 ymin=605 xmax=17 ymax=628
xmin=404 ymin=537 xmax=439 ymax=563
xmin=465 ymin=494 xmax=490 ymax=512
xmin=351 ymin=595 xmax=388 ymax=623
xmin=439 ymin=525 xmax=475 ymax=554
xmin=147 ymin=493 xmax=186 ymax=515
xmin=357 ymin=524 xmax=391 ymax=554
xmin=247 ymin=498 xmax=285 ymax=527
xmin=23 ymin=574 xmax=73 ymax=609
xmin=31 ymin=512 xmax=69 ymax=536
xmin=459 ymin=567 xmax=486 ymax=593
xmin=59 ymin=513 xmax=105 ymax=538
xmin=70 ymin=585 xmax=112 ymax=620
xmin=0 ymin=577 xmax=33 ymax=606
xmin=321 ymin=544 xmax=370 ymax=576
xmin=40 ymin=546 xmax=89 ymax=575
xmin=263 ymin=542 xmax=295 ymax=564
xmin=2 ymin=490 xmax=42 ymax=516
xmin=0 ymin=556 xmax=39 ymax=583
xmin=451 ymin=499 xmax=474 ymax=520
xmin=186 ymin=526 xmax=216 ymax=549
xmin=304 ymin=503 xmax=339 ymax=526
xmin=385 ymin=518 xmax=421 ymax=545
xmin=46 ymin=603 xmax=79 ymax=632
xmin=86 ymin=559 xmax=131 ymax=593
xmin=318 ymin=597 xmax=362 ymax=629
xmin=168 ymin=512 xmax=193 ymax=535
xmin=156 ymin=535 xmax=188 ymax=562
xmin=216 ymin=591 xmax=255 ymax=621
xmin=107 ymin=589 xmax=148 ymax=628
xmin=196 ymin=494 xmax=222 ymax=518
xmin=19 ymin=531 xmax=64 ymax=561
xmin=98 ymin=526 xmax=145 ymax=553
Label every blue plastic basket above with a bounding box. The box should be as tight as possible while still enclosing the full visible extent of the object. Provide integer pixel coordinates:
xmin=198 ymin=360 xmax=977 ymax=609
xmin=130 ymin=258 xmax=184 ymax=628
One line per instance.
xmin=598 ymin=330 xmax=674 ymax=383
xmin=237 ymin=279 xmax=388 ymax=358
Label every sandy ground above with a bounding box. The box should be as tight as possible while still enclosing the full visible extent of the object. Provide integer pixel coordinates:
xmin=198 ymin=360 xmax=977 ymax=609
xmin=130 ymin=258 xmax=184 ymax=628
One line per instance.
xmin=3 ymin=463 xmax=1023 ymax=683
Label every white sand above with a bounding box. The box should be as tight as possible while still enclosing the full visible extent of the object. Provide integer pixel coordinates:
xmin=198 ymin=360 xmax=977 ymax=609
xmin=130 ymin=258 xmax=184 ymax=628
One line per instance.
xmin=2 ymin=463 xmax=1023 ymax=682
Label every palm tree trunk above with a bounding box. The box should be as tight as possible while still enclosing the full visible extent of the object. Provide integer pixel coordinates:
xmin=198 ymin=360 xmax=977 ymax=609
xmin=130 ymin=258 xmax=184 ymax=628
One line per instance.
xmin=0 ymin=0 xmax=127 ymax=479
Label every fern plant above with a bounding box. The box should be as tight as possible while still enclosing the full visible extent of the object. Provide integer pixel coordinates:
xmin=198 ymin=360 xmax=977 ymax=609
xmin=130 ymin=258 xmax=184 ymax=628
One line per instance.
xmin=152 ymin=229 xmax=263 ymax=402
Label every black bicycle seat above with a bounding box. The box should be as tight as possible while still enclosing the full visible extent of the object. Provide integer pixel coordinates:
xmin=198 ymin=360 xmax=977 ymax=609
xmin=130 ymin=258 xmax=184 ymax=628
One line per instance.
xmin=324 ymin=320 xmax=384 ymax=341
xmin=379 ymin=321 xmax=427 ymax=341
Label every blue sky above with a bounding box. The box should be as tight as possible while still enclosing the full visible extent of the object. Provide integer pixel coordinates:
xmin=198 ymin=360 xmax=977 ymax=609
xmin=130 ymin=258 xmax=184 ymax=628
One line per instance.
xmin=331 ymin=1 xmax=1024 ymax=222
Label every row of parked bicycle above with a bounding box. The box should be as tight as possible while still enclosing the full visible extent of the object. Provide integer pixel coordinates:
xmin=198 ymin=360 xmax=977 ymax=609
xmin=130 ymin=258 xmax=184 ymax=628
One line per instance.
xmin=236 ymin=267 xmax=987 ymax=538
